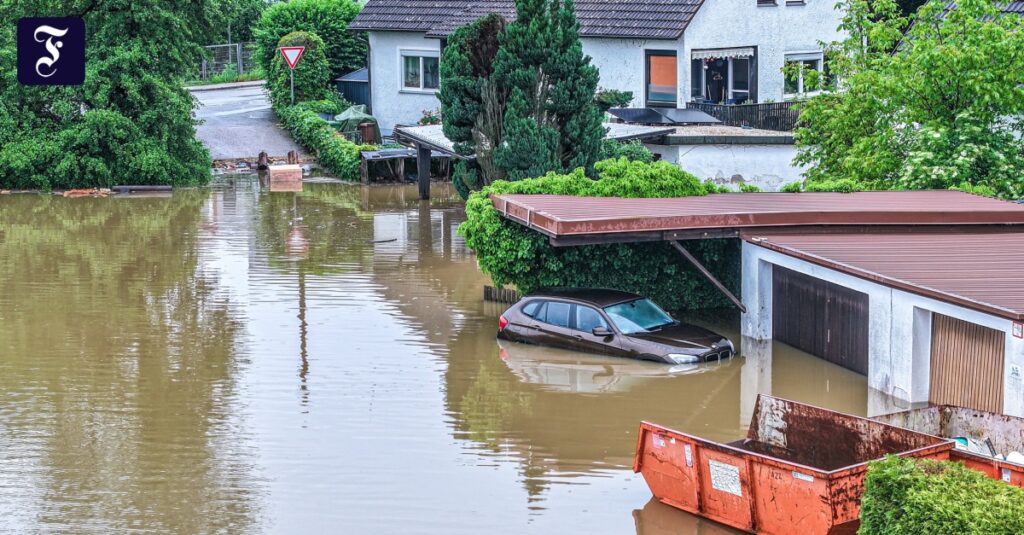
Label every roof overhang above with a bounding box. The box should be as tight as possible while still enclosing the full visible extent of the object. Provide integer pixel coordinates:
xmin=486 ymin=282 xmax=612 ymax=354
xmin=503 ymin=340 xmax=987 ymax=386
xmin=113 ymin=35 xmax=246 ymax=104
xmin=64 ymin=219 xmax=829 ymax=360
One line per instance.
xmin=491 ymin=191 xmax=1024 ymax=246
xmin=395 ymin=124 xmax=674 ymax=159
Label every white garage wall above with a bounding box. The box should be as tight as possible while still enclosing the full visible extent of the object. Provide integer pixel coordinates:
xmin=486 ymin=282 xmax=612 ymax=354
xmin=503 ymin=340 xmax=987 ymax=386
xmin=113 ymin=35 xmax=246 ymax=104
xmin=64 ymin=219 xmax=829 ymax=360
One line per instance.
xmin=741 ymin=241 xmax=1024 ymax=417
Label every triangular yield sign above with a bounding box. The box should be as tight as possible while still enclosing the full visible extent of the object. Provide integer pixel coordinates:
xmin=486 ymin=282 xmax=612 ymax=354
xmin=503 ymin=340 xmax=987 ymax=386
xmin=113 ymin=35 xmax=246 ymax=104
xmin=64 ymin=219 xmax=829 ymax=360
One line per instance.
xmin=279 ymin=46 xmax=305 ymax=69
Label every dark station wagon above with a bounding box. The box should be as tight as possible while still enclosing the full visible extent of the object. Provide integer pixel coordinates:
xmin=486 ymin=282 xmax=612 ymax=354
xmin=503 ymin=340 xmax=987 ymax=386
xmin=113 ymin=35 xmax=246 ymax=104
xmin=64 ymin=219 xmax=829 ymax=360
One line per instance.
xmin=497 ymin=289 xmax=735 ymax=365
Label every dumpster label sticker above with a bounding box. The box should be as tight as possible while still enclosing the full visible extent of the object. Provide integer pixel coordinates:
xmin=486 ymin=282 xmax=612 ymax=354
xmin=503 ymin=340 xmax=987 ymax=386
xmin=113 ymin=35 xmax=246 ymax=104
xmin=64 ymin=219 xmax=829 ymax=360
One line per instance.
xmin=792 ymin=471 xmax=814 ymax=483
xmin=1003 ymin=468 xmax=1012 ymax=483
xmin=652 ymin=433 xmax=666 ymax=449
xmin=708 ymin=460 xmax=742 ymax=496
xmin=684 ymin=444 xmax=693 ymax=467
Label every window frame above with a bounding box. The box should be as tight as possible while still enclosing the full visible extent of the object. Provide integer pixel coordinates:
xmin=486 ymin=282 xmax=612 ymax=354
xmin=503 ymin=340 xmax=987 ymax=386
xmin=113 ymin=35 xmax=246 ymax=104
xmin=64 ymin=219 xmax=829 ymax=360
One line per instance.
xmin=399 ymin=48 xmax=440 ymax=93
xmin=783 ymin=52 xmax=824 ymax=99
xmin=645 ymin=49 xmax=679 ymax=108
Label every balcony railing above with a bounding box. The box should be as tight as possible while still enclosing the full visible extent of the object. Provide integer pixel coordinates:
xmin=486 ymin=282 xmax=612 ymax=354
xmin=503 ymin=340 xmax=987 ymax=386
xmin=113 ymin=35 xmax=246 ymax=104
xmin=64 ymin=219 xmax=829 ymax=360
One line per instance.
xmin=687 ymin=101 xmax=801 ymax=132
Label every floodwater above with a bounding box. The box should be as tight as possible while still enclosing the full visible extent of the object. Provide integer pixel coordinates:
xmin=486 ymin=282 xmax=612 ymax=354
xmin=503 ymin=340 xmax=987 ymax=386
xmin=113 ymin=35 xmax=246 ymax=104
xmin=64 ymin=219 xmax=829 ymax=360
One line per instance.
xmin=0 ymin=178 xmax=869 ymax=534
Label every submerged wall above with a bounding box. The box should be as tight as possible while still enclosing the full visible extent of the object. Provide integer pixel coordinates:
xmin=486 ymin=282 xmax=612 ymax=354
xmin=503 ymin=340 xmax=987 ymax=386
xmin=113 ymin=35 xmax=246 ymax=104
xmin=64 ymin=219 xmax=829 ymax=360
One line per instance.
xmin=741 ymin=241 xmax=1024 ymax=418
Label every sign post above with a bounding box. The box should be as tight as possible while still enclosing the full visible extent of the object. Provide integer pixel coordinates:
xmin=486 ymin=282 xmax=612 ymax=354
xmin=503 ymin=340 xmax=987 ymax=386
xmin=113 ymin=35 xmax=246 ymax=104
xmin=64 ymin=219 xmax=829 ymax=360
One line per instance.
xmin=278 ymin=46 xmax=306 ymax=106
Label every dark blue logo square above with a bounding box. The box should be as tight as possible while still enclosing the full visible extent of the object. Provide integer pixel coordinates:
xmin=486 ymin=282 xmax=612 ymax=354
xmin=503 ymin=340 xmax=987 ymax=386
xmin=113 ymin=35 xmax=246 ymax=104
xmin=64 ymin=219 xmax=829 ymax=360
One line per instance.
xmin=17 ymin=17 xmax=86 ymax=86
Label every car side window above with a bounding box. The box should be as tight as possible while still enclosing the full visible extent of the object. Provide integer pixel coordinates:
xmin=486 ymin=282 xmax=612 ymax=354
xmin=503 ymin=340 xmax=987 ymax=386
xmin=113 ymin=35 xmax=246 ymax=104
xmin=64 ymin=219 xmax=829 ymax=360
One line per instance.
xmin=540 ymin=301 xmax=571 ymax=328
xmin=521 ymin=300 xmax=541 ymax=318
xmin=576 ymin=305 xmax=608 ymax=333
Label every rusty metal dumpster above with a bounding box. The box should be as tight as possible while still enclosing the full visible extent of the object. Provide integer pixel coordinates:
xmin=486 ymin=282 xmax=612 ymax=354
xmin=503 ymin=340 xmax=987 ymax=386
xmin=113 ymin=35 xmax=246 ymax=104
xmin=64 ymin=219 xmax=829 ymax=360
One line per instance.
xmin=873 ymin=405 xmax=1024 ymax=488
xmin=633 ymin=395 xmax=954 ymax=535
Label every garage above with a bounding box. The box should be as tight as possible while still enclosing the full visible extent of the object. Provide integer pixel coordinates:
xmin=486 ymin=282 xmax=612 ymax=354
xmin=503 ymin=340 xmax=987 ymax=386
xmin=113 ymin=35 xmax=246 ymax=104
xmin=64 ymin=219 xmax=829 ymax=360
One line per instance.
xmin=930 ymin=313 xmax=1005 ymax=413
xmin=772 ymin=265 xmax=869 ymax=375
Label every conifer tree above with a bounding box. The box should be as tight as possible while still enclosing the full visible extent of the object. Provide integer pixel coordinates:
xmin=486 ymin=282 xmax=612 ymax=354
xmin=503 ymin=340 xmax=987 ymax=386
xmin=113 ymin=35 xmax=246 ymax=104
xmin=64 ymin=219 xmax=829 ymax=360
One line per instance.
xmin=438 ymin=0 xmax=605 ymax=190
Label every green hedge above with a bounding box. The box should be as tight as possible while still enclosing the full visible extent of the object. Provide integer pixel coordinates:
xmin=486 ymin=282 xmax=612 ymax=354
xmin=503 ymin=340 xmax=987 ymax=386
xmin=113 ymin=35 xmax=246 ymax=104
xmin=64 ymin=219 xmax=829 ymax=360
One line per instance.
xmin=459 ymin=158 xmax=740 ymax=311
xmin=276 ymin=102 xmax=375 ymax=180
xmin=859 ymin=456 xmax=1024 ymax=534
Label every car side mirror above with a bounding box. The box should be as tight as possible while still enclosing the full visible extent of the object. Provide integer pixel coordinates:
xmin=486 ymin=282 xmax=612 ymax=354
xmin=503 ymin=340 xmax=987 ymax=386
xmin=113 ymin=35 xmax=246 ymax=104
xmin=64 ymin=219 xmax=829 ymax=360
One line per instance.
xmin=592 ymin=326 xmax=613 ymax=337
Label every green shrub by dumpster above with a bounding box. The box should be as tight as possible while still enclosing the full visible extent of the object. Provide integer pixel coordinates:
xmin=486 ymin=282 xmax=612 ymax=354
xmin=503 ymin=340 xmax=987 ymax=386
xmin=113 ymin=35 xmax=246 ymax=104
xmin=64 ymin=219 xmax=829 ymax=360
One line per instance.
xmin=459 ymin=158 xmax=739 ymax=312
xmin=859 ymin=455 xmax=1024 ymax=534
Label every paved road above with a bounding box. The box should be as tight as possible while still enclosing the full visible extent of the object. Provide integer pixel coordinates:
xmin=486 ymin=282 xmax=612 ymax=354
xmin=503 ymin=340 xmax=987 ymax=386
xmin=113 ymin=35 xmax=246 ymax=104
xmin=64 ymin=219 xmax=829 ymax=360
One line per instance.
xmin=192 ymin=83 xmax=305 ymax=160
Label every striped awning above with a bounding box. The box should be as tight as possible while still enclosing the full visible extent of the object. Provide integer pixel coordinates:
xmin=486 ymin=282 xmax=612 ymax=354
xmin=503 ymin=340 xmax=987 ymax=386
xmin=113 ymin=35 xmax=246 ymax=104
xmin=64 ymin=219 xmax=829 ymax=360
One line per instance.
xmin=692 ymin=47 xmax=755 ymax=60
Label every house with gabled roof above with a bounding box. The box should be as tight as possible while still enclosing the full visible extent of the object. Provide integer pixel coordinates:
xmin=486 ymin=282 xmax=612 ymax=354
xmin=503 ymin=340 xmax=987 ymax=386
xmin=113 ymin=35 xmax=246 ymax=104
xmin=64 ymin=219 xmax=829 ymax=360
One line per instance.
xmin=349 ymin=0 xmax=845 ymax=132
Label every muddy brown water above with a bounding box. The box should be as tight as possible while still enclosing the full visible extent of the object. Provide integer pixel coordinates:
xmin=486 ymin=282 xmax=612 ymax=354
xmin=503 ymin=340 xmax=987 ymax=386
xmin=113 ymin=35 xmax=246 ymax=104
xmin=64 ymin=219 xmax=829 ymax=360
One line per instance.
xmin=0 ymin=178 xmax=868 ymax=533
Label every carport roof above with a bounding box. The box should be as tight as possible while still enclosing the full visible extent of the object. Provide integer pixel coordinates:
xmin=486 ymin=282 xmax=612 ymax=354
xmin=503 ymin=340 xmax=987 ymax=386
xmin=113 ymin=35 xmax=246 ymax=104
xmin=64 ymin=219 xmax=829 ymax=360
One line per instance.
xmin=492 ymin=191 xmax=1024 ymax=245
xmin=744 ymin=231 xmax=1024 ymax=321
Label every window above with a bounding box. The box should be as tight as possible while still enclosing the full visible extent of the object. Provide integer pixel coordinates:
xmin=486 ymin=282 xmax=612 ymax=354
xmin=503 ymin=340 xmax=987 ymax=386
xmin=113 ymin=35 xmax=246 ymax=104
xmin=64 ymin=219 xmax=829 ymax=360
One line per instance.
xmin=690 ymin=49 xmax=757 ymax=103
xmin=576 ymin=306 xmax=609 ymax=333
xmin=539 ymin=301 xmax=571 ymax=328
xmin=730 ymin=57 xmax=750 ymax=102
xmin=645 ymin=50 xmax=677 ymax=107
xmin=603 ymin=299 xmax=675 ymax=335
xmin=784 ymin=53 xmax=824 ymax=97
xmin=757 ymin=0 xmax=777 ymax=5
xmin=402 ymin=53 xmax=439 ymax=91
xmin=521 ymin=300 xmax=541 ymax=318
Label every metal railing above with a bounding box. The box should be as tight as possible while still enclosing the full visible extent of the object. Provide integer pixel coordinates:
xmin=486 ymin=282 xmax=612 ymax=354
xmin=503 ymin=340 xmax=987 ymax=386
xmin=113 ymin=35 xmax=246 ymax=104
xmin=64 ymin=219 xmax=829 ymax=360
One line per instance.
xmin=198 ymin=42 xmax=257 ymax=80
xmin=686 ymin=101 xmax=801 ymax=132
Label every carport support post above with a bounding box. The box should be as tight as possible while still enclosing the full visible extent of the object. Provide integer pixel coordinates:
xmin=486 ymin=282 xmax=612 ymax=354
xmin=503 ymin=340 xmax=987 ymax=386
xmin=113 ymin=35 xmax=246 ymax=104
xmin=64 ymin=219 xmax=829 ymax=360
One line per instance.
xmin=670 ymin=241 xmax=747 ymax=313
xmin=416 ymin=142 xmax=431 ymax=200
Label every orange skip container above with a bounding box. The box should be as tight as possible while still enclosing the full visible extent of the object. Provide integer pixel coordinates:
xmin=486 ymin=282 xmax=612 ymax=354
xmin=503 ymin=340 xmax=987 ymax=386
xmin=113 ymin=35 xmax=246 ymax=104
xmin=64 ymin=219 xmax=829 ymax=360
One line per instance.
xmin=633 ymin=395 xmax=954 ymax=535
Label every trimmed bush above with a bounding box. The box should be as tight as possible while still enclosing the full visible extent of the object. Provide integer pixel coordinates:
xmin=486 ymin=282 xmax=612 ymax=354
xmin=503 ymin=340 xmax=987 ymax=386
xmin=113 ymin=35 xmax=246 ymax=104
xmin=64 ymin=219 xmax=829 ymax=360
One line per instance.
xmin=253 ymin=0 xmax=366 ymax=80
xmin=459 ymin=158 xmax=739 ymax=311
xmin=268 ymin=32 xmax=333 ymax=107
xmin=276 ymin=103 xmax=374 ymax=180
xmin=860 ymin=456 xmax=1024 ymax=534
xmin=598 ymin=139 xmax=654 ymax=163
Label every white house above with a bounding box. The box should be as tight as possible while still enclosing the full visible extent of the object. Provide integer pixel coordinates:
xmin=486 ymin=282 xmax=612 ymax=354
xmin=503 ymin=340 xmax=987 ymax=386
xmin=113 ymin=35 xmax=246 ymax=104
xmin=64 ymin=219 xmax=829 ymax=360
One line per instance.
xmin=349 ymin=0 xmax=845 ymax=132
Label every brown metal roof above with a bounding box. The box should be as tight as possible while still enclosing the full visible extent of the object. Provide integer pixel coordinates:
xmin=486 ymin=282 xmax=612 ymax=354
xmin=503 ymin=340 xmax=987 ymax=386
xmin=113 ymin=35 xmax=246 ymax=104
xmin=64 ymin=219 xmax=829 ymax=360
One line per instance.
xmin=351 ymin=0 xmax=703 ymax=40
xmin=743 ymin=231 xmax=1024 ymax=320
xmin=492 ymin=191 xmax=1024 ymax=241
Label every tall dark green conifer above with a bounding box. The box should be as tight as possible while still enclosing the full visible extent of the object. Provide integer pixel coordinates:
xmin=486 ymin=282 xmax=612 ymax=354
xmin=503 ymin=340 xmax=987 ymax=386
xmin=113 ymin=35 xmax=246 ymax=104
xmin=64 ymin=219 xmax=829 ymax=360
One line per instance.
xmin=438 ymin=0 xmax=605 ymax=190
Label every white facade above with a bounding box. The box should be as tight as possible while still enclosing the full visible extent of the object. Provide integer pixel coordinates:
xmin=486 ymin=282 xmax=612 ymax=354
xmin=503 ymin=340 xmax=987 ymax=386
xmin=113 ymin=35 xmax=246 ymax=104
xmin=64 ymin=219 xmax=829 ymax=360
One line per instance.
xmin=364 ymin=0 xmax=845 ymax=131
xmin=648 ymin=142 xmax=805 ymax=191
xmin=681 ymin=0 xmax=845 ymax=103
xmin=367 ymin=31 xmax=442 ymax=132
xmin=740 ymin=241 xmax=1024 ymax=418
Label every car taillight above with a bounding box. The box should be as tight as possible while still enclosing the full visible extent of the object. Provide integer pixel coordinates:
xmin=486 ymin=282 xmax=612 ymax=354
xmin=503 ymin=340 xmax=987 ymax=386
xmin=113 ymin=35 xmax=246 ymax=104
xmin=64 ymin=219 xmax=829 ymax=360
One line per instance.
xmin=498 ymin=315 xmax=509 ymax=330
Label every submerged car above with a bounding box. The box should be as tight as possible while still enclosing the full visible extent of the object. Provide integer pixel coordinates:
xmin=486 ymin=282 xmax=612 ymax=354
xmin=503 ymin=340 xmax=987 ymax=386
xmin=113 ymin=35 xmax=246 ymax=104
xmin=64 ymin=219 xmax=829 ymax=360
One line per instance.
xmin=497 ymin=288 xmax=735 ymax=365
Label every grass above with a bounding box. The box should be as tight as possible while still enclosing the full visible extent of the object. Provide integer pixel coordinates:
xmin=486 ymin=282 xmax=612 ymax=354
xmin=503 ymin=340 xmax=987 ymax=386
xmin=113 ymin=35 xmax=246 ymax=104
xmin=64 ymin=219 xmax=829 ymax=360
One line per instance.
xmin=187 ymin=65 xmax=265 ymax=86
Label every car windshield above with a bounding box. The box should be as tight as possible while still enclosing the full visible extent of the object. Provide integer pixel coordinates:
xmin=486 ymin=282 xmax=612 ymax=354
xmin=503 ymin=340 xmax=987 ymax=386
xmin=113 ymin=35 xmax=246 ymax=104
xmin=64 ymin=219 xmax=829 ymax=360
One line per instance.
xmin=603 ymin=298 xmax=674 ymax=334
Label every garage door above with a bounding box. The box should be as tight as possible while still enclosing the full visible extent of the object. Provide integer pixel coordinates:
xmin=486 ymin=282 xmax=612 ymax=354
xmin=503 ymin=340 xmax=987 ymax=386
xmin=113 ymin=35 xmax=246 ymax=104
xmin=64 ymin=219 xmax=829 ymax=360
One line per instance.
xmin=772 ymin=265 xmax=869 ymax=375
xmin=930 ymin=314 xmax=1005 ymax=413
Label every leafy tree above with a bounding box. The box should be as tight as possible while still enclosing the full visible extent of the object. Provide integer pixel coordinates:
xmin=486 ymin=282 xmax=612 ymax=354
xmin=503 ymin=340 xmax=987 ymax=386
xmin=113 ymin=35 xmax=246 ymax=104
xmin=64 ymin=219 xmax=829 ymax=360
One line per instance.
xmin=794 ymin=0 xmax=1024 ymax=199
xmin=0 ymin=0 xmax=219 ymax=188
xmin=253 ymin=0 xmax=366 ymax=80
xmin=267 ymin=31 xmax=333 ymax=106
xmin=438 ymin=0 xmax=606 ymax=191
xmin=459 ymin=158 xmax=739 ymax=311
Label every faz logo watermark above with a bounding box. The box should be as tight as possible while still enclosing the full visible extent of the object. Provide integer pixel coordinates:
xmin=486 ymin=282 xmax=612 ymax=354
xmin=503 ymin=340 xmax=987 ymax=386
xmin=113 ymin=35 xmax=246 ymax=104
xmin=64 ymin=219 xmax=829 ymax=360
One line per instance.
xmin=17 ymin=17 xmax=85 ymax=86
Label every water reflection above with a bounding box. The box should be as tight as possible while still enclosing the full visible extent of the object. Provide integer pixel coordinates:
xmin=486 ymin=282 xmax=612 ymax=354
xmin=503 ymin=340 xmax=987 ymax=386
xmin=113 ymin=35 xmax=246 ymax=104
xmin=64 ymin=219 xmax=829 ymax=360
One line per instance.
xmin=0 ymin=191 xmax=256 ymax=533
xmin=0 ymin=178 xmax=872 ymax=534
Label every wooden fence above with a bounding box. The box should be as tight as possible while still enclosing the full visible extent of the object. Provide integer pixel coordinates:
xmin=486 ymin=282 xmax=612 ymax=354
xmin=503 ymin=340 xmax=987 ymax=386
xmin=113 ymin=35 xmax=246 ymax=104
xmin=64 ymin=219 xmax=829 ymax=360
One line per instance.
xmin=687 ymin=101 xmax=801 ymax=132
xmin=483 ymin=286 xmax=520 ymax=304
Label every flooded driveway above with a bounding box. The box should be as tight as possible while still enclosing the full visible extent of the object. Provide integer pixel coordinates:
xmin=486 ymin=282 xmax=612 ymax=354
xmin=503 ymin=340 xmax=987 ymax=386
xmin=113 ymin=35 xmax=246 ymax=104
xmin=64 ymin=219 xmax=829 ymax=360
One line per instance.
xmin=0 ymin=178 xmax=867 ymax=533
